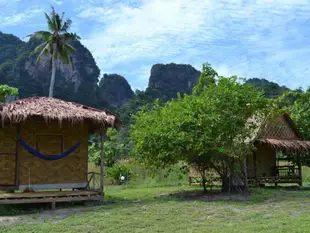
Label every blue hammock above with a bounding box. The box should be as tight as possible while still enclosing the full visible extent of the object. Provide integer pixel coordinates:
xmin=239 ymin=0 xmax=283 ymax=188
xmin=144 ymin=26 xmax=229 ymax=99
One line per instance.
xmin=18 ymin=138 xmax=80 ymax=161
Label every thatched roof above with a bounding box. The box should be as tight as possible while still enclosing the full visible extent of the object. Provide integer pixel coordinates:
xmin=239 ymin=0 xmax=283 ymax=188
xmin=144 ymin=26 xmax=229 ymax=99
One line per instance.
xmin=0 ymin=97 xmax=121 ymax=133
xmin=256 ymin=139 xmax=310 ymax=153
xmin=252 ymin=112 xmax=310 ymax=152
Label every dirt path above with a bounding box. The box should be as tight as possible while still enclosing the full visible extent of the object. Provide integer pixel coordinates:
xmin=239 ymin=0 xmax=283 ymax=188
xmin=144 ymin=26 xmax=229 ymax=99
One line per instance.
xmin=0 ymin=205 xmax=101 ymax=226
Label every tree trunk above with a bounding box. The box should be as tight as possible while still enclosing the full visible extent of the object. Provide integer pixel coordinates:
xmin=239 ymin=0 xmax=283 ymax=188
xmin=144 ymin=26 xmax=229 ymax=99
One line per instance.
xmin=221 ymin=176 xmax=230 ymax=192
xmin=199 ymin=169 xmax=207 ymax=193
xmin=202 ymin=176 xmax=207 ymax=193
xmin=49 ymin=47 xmax=57 ymax=97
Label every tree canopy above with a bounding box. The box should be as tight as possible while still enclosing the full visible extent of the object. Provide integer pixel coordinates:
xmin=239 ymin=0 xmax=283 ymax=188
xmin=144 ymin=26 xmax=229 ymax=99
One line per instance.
xmin=130 ymin=64 xmax=271 ymax=191
xmin=89 ymin=128 xmax=125 ymax=168
xmin=0 ymin=84 xmax=18 ymax=103
xmin=289 ymin=88 xmax=310 ymax=140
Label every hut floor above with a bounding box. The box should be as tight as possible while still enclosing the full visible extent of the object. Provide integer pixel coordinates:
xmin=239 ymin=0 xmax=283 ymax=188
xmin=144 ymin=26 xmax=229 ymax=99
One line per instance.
xmin=0 ymin=190 xmax=102 ymax=206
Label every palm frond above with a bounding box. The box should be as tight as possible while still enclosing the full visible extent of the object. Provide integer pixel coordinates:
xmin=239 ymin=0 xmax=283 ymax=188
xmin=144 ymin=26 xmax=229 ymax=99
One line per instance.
xmin=61 ymin=32 xmax=81 ymax=41
xmin=44 ymin=12 xmax=55 ymax=32
xmin=31 ymin=42 xmax=49 ymax=56
xmin=54 ymin=11 xmax=62 ymax=31
xmin=60 ymin=12 xmax=65 ymax=22
xmin=64 ymin=44 xmax=76 ymax=53
xmin=35 ymin=43 xmax=51 ymax=64
xmin=61 ymin=18 xmax=72 ymax=32
xmin=27 ymin=31 xmax=52 ymax=40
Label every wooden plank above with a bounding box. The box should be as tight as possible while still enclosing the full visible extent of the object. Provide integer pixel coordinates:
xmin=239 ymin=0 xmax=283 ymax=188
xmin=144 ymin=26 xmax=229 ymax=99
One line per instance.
xmin=297 ymin=153 xmax=302 ymax=186
xmin=15 ymin=124 xmax=20 ymax=187
xmin=0 ymin=191 xmax=99 ymax=199
xmin=0 ymin=195 xmax=103 ymax=204
xmin=100 ymin=133 xmax=105 ymax=194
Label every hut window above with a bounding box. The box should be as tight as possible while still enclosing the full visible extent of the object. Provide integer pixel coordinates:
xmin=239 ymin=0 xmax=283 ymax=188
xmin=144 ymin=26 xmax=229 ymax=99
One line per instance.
xmin=36 ymin=135 xmax=64 ymax=156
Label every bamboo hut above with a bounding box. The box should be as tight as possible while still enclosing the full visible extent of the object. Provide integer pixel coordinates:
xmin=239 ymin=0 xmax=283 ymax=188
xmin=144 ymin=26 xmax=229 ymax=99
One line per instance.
xmin=0 ymin=97 xmax=120 ymax=206
xmin=247 ymin=112 xmax=310 ymax=186
xmin=189 ymin=113 xmax=310 ymax=187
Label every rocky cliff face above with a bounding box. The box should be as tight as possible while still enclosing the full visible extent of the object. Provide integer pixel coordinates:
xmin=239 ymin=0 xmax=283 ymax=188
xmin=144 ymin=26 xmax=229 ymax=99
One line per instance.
xmin=0 ymin=33 xmax=100 ymax=107
xmin=97 ymin=73 xmax=134 ymax=108
xmin=148 ymin=63 xmax=201 ymax=100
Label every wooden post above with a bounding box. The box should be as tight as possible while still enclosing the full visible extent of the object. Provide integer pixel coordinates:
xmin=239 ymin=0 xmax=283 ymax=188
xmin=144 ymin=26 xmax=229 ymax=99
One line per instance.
xmin=297 ymin=153 xmax=302 ymax=186
xmin=51 ymin=201 xmax=56 ymax=210
xmin=15 ymin=124 xmax=20 ymax=187
xmin=100 ymin=133 xmax=105 ymax=195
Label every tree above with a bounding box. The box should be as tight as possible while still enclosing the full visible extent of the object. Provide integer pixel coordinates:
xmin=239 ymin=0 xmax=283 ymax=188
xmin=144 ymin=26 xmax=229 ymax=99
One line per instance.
xmin=88 ymin=128 xmax=125 ymax=168
xmin=0 ymin=85 xmax=18 ymax=103
xmin=28 ymin=6 xmax=80 ymax=97
xmin=289 ymin=88 xmax=310 ymax=140
xmin=130 ymin=64 xmax=270 ymax=192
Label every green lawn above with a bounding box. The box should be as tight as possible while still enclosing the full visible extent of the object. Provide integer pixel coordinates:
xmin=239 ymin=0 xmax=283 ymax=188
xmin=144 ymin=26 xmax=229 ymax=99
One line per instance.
xmin=1 ymin=186 xmax=310 ymax=233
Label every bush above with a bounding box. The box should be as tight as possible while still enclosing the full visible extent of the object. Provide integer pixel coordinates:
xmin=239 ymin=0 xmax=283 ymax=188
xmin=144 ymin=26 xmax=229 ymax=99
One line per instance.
xmin=126 ymin=162 xmax=189 ymax=188
xmin=107 ymin=164 xmax=133 ymax=185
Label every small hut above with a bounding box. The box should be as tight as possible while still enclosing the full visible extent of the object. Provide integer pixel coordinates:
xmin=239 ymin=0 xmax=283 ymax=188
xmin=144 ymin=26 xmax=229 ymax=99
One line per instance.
xmin=0 ymin=97 xmax=120 ymax=197
xmin=247 ymin=112 xmax=310 ymax=186
xmin=189 ymin=113 xmax=310 ymax=187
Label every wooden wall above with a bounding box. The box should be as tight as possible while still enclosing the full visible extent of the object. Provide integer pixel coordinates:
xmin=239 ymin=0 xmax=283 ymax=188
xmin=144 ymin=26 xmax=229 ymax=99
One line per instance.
xmin=0 ymin=125 xmax=17 ymax=185
xmin=253 ymin=143 xmax=276 ymax=177
xmin=18 ymin=120 xmax=88 ymax=187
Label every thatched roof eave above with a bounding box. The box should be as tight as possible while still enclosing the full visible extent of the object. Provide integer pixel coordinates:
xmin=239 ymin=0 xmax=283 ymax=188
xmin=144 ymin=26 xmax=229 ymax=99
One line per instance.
xmin=256 ymin=139 xmax=310 ymax=153
xmin=0 ymin=97 xmax=121 ymax=134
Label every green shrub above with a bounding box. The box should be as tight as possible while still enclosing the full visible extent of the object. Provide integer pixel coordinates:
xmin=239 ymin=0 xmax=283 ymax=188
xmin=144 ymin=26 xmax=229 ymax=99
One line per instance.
xmin=107 ymin=164 xmax=133 ymax=185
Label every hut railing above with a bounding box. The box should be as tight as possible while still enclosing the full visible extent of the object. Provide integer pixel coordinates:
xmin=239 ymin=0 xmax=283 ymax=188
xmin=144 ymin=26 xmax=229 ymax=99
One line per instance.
xmin=86 ymin=172 xmax=101 ymax=191
xmin=275 ymin=166 xmax=299 ymax=177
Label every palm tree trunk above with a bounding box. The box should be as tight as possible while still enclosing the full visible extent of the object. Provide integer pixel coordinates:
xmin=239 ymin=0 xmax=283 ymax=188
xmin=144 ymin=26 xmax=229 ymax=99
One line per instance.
xmin=49 ymin=46 xmax=57 ymax=97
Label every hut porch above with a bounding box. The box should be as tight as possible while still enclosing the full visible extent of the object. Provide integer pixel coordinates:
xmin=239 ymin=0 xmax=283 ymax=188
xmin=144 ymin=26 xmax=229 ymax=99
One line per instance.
xmin=0 ymin=171 xmax=103 ymax=208
xmin=0 ymin=190 xmax=102 ymax=209
xmin=248 ymin=149 xmax=303 ymax=186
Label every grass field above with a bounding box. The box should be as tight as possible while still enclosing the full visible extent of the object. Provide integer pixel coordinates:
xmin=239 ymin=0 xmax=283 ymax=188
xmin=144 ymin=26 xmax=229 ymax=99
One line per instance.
xmin=1 ymin=185 xmax=310 ymax=233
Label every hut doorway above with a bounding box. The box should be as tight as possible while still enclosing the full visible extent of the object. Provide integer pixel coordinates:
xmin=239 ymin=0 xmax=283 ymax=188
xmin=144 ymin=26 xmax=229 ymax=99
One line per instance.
xmin=0 ymin=125 xmax=18 ymax=188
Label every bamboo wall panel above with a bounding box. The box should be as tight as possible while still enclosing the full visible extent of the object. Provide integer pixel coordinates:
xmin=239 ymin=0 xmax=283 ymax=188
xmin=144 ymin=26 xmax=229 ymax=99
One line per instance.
xmin=256 ymin=143 xmax=276 ymax=177
xmin=18 ymin=120 xmax=88 ymax=186
xmin=0 ymin=154 xmax=16 ymax=185
xmin=37 ymin=135 xmax=63 ymax=155
xmin=0 ymin=126 xmax=16 ymax=185
xmin=0 ymin=126 xmax=16 ymax=153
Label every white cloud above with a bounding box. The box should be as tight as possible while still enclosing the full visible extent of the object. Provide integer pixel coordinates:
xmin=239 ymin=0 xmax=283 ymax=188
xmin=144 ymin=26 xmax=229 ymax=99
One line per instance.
xmin=80 ymin=0 xmax=211 ymax=69
xmin=0 ymin=7 xmax=43 ymax=28
xmin=51 ymin=0 xmax=63 ymax=5
xmin=53 ymin=0 xmax=310 ymax=89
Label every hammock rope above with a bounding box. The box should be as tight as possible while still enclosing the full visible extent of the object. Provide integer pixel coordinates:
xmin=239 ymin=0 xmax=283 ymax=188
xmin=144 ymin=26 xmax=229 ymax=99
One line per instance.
xmin=18 ymin=138 xmax=80 ymax=161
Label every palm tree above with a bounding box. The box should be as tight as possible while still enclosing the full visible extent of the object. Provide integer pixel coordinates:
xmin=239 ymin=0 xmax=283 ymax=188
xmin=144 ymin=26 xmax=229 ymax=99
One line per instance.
xmin=28 ymin=7 xmax=80 ymax=97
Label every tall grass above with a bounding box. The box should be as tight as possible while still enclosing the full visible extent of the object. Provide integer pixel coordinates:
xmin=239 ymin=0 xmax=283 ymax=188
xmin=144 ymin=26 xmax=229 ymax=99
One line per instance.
xmin=90 ymin=161 xmax=310 ymax=189
xmin=88 ymin=161 xmax=189 ymax=188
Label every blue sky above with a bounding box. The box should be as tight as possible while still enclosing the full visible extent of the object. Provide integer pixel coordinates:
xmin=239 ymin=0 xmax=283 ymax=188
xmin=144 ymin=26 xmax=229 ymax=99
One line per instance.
xmin=0 ymin=0 xmax=310 ymax=91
